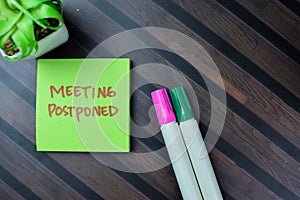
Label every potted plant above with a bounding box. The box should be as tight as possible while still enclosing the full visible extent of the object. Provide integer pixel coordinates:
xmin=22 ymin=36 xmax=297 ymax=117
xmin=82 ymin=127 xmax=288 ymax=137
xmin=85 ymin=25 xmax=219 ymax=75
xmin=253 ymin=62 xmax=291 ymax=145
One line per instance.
xmin=0 ymin=0 xmax=69 ymax=61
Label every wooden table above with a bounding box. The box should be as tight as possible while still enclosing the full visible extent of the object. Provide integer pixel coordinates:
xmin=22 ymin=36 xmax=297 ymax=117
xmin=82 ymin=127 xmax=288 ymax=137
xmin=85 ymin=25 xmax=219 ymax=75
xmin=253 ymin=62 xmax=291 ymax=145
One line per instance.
xmin=0 ymin=0 xmax=299 ymax=199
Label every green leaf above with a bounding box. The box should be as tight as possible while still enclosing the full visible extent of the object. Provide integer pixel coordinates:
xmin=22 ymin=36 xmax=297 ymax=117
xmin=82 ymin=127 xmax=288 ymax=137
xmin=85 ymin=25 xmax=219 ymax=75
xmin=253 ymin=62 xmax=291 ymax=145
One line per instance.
xmin=0 ymin=27 xmax=16 ymax=47
xmin=7 ymin=29 xmax=29 ymax=61
xmin=19 ymin=0 xmax=51 ymax=9
xmin=0 ymin=1 xmax=22 ymax=37
xmin=17 ymin=14 xmax=37 ymax=52
xmin=7 ymin=0 xmax=48 ymax=29
xmin=31 ymin=3 xmax=63 ymax=30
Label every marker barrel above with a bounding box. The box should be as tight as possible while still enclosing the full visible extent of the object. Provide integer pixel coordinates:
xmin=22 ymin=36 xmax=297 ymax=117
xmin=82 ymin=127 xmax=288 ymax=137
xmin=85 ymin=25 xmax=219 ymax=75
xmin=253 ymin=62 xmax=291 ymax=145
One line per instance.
xmin=161 ymin=122 xmax=203 ymax=200
xmin=180 ymin=119 xmax=223 ymax=200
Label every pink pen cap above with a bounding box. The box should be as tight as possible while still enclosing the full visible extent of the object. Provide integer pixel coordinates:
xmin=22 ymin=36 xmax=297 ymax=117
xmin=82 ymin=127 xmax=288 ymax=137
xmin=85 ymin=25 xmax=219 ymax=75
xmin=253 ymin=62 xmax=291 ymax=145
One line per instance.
xmin=151 ymin=88 xmax=176 ymax=125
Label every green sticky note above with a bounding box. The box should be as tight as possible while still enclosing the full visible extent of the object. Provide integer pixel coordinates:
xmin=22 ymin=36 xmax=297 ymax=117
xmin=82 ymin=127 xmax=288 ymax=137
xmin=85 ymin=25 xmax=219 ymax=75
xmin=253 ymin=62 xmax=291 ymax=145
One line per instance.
xmin=36 ymin=58 xmax=130 ymax=152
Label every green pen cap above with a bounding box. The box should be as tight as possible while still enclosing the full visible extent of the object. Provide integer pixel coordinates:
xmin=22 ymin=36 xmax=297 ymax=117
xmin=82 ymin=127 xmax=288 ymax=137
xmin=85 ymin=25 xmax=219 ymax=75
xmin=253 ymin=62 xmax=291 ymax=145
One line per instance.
xmin=169 ymin=86 xmax=194 ymax=122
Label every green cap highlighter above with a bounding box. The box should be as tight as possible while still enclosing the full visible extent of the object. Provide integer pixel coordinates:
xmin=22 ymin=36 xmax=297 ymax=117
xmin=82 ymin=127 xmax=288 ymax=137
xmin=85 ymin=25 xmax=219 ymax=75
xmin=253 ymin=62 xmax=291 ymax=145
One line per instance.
xmin=169 ymin=86 xmax=223 ymax=200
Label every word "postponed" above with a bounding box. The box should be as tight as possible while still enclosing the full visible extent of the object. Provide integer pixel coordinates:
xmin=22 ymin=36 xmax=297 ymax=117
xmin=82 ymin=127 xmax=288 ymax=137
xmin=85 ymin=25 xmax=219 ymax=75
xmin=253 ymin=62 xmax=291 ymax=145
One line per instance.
xmin=48 ymin=85 xmax=119 ymax=121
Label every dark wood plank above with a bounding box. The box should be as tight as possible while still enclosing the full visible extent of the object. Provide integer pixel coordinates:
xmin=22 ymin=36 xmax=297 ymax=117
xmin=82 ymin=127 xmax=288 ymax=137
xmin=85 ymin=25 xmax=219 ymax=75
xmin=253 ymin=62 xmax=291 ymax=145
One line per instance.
xmin=214 ymin=57 xmax=300 ymax=147
xmin=62 ymin=0 xmax=124 ymax=43
xmin=235 ymin=0 xmax=300 ymax=49
xmin=211 ymin=150 xmax=280 ymax=200
xmin=50 ymin=153 xmax=150 ymax=200
xmin=0 ymin=131 xmax=84 ymax=200
xmin=0 ymin=179 xmax=25 ymax=200
xmin=170 ymin=0 xmax=300 ymax=98
xmin=0 ymin=58 xmax=36 ymax=93
xmin=0 ymin=81 xmax=36 ymax=142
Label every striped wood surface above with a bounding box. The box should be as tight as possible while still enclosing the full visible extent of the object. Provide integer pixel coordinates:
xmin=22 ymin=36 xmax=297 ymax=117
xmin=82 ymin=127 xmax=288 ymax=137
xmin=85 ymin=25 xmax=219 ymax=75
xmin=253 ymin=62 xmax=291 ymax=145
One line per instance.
xmin=0 ymin=0 xmax=299 ymax=199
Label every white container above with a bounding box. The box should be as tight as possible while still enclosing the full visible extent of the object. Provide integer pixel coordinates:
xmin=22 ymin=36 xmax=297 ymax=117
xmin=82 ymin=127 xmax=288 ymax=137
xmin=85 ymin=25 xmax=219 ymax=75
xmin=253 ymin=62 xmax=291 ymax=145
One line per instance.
xmin=0 ymin=24 xmax=69 ymax=60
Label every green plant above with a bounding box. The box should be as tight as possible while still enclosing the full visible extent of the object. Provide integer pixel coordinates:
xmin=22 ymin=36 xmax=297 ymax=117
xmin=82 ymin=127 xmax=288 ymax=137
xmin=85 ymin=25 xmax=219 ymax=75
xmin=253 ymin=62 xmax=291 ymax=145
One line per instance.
xmin=0 ymin=0 xmax=64 ymax=61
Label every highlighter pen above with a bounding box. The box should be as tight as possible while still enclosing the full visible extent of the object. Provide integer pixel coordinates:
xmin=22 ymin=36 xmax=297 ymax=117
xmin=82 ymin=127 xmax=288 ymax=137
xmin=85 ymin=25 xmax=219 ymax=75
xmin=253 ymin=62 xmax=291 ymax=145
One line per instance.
xmin=151 ymin=88 xmax=203 ymax=200
xmin=169 ymin=86 xmax=223 ymax=200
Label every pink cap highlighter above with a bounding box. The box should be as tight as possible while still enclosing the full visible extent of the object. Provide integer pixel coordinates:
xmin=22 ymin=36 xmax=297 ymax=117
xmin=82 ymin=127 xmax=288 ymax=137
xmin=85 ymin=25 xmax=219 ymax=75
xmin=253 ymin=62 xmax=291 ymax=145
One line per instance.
xmin=151 ymin=88 xmax=176 ymax=125
xmin=151 ymin=88 xmax=203 ymax=200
